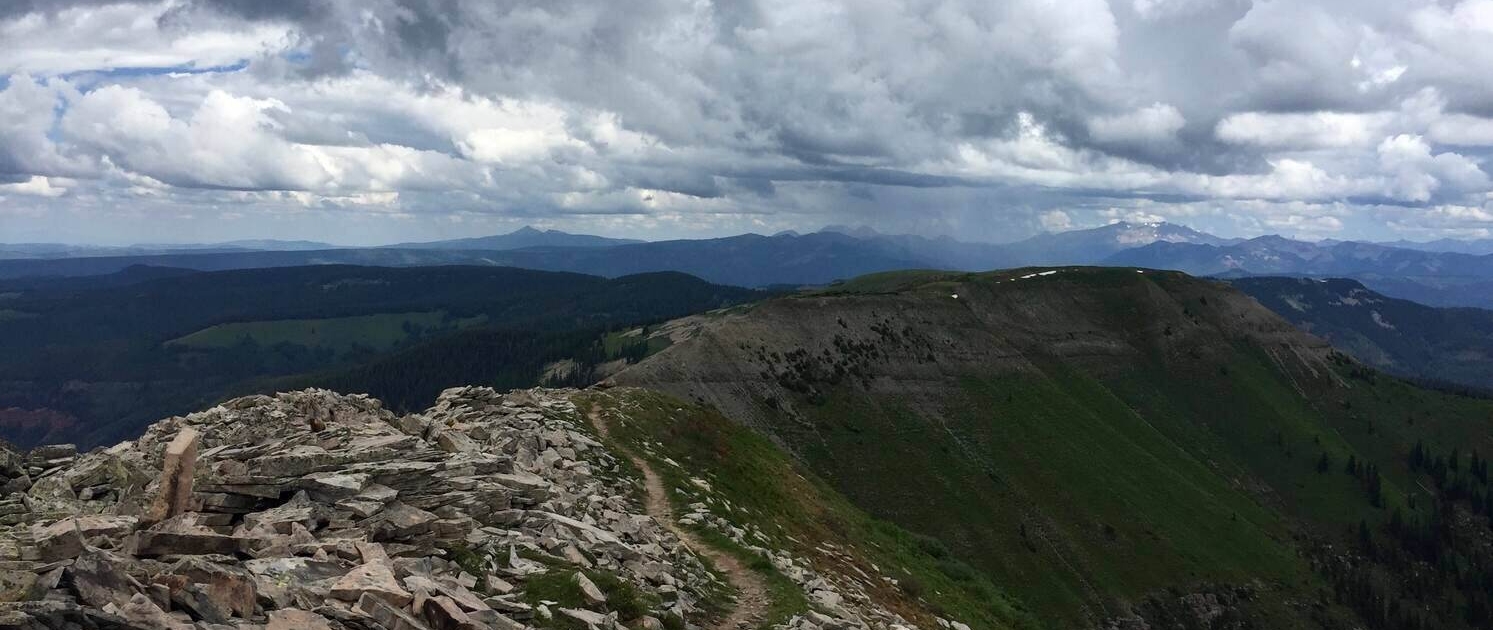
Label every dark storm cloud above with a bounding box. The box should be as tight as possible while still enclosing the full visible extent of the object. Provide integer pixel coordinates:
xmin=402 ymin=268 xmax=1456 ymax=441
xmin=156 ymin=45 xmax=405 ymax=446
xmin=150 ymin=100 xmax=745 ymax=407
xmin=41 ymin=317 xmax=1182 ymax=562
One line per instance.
xmin=0 ymin=0 xmax=122 ymax=20
xmin=168 ymin=0 xmax=332 ymax=22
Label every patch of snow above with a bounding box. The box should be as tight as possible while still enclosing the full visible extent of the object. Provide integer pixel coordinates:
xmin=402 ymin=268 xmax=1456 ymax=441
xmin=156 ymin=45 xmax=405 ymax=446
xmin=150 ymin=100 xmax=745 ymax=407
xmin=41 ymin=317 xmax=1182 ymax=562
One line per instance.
xmin=1371 ymin=310 xmax=1396 ymax=330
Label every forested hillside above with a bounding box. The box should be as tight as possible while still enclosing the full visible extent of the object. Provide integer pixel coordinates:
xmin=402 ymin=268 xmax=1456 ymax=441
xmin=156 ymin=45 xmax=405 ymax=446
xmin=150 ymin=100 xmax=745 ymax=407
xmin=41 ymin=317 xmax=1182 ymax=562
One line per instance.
xmin=1232 ymin=276 xmax=1493 ymax=393
xmin=0 ymin=265 xmax=761 ymax=447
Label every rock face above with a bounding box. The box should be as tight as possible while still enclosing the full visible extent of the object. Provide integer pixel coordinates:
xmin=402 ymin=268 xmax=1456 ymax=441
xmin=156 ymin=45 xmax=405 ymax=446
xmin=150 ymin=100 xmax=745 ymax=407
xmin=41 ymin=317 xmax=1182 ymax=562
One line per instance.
xmin=0 ymin=387 xmax=727 ymax=629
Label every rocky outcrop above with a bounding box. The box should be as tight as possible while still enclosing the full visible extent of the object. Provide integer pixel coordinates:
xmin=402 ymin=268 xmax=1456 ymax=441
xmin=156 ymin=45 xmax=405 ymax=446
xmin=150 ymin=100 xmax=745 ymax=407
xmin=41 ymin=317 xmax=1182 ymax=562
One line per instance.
xmin=0 ymin=387 xmax=726 ymax=629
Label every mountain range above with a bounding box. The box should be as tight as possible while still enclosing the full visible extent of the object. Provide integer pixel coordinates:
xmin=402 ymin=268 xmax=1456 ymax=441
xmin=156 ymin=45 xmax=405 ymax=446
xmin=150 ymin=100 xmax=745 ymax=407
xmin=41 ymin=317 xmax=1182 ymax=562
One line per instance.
xmin=8 ymin=223 xmax=1493 ymax=308
xmin=1109 ymin=237 xmax=1493 ymax=308
xmin=0 ymin=239 xmax=340 ymax=260
xmin=386 ymin=225 xmax=644 ymax=250
xmin=1328 ymin=237 xmax=1493 ymax=256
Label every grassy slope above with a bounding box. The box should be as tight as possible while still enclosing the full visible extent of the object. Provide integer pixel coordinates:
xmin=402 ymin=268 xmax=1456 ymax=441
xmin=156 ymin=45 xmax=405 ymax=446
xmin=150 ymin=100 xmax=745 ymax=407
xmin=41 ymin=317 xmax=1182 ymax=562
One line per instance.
xmin=790 ymin=361 xmax=1316 ymax=625
xmin=617 ymin=268 xmax=1493 ymax=627
xmin=577 ymin=388 xmax=1041 ymax=630
xmin=169 ymin=311 xmax=486 ymax=354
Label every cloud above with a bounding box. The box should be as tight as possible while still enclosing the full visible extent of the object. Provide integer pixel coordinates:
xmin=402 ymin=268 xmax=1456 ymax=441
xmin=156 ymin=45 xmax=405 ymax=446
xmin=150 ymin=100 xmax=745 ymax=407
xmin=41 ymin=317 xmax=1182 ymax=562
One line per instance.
xmin=1087 ymin=103 xmax=1185 ymax=144
xmin=1428 ymin=114 xmax=1493 ymax=146
xmin=1375 ymin=134 xmax=1490 ymax=203
xmin=0 ymin=175 xmax=69 ymax=197
xmin=2 ymin=0 xmax=1493 ymax=244
xmin=0 ymin=74 xmax=85 ymax=177
xmin=1215 ymin=111 xmax=1392 ymax=149
xmin=0 ymin=1 xmax=292 ymax=75
xmin=1038 ymin=209 xmax=1073 ymax=231
xmin=1130 ymin=0 xmax=1231 ymax=21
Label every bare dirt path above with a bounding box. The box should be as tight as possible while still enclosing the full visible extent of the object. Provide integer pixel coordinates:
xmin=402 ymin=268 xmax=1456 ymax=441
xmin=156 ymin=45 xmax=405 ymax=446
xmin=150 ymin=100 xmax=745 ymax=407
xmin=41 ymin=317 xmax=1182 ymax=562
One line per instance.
xmin=587 ymin=406 xmax=771 ymax=630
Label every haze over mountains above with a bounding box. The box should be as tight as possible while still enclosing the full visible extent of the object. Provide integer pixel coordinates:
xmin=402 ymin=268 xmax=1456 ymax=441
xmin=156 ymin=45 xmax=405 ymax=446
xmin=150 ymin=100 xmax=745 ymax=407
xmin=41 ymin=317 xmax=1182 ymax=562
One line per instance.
xmin=0 ymin=240 xmax=341 ymax=260
xmin=1231 ymin=277 xmax=1493 ymax=392
xmin=8 ymin=221 xmax=1493 ymax=308
xmin=385 ymin=226 xmax=645 ymax=251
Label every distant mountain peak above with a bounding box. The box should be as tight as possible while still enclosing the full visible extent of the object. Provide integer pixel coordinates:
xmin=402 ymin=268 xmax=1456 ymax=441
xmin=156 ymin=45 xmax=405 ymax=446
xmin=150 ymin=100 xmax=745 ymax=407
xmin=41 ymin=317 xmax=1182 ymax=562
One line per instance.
xmin=386 ymin=227 xmax=643 ymax=251
xmin=1247 ymin=234 xmax=1301 ymax=245
xmin=818 ymin=224 xmax=884 ymax=239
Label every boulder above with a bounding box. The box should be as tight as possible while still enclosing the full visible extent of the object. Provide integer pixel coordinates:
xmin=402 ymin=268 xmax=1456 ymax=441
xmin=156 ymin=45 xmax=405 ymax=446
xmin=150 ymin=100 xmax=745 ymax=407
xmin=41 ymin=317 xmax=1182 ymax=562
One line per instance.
xmin=69 ymin=548 xmax=138 ymax=610
xmin=422 ymin=594 xmax=475 ymax=630
xmin=169 ymin=556 xmax=257 ymax=618
xmin=574 ymin=572 xmax=608 ymax=607
xmin=143 ymin=428 xmax=199 ymax=526
xmin=30 ymin=515 xmax=137 ymax=561
xmin=330 ymin=561 xmax=412 ymax=607
xmin=267 ymin=608 xmax=337 ymax=630
xmin=560 ymin=607 xmax=615 ymax=629
xmin=242 ymin=491 xmax=323 ymax=534
xmin=365 ymin=502 xmax=437 ymax=541
xmin=131 ymin=528 xmax=250 ymax=557
xmin=169 ymin=582 xmax=230 ymax=624
xmin=436 ymin=430 xmax=480 ymax=454
xmin=299 ymin=471 xmax=369 ymax=501
xmin=245 ymin=556 xmax=348 ymax=609
xmin=354 ymin=591 xmax=432 ymax=630
xmin=119 ymin=592 xmax=191 ymax=630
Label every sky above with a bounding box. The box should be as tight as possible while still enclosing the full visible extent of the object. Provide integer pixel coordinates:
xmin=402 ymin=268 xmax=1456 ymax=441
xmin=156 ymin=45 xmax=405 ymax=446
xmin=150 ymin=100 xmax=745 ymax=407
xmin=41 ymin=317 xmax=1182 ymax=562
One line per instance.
xmin=2 ymin=1 xmax=1493 ymax=246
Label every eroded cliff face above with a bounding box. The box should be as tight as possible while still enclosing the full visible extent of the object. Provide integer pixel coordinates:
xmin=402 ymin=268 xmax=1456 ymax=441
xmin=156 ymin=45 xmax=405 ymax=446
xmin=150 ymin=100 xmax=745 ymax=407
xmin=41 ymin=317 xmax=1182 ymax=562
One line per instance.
xmin=612 ymin=268 xmax=1338 ymax=434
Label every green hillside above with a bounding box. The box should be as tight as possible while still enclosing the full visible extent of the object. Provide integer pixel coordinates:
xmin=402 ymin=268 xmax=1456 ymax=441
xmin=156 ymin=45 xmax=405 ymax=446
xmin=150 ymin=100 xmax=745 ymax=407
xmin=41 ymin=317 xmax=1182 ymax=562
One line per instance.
xmin=616 ymin=267 xmax=1493 ymax=628
xmin=169 ymin=311 xmax=487 ymax=355
xmin=579 ymin=387 xmax=1040 ymax=630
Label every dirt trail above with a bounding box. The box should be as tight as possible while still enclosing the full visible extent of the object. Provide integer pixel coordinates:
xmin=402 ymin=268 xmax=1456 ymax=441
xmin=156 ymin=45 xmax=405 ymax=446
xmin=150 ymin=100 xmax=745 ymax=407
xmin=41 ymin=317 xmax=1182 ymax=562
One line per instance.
xmin=588 ymin=407 xmax=771 ymax=630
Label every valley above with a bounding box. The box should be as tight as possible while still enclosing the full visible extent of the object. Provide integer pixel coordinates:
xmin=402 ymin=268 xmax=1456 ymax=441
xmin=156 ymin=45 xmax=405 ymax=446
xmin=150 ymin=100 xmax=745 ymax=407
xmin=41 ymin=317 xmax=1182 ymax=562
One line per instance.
xmin=0 ymin=265 xmax=762 ymax=448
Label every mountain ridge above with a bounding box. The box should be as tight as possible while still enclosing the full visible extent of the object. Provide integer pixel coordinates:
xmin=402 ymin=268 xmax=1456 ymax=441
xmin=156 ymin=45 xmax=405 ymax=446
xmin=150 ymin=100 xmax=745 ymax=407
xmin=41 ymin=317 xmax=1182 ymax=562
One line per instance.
xmin=11 ymin=222 xmax=1493 ymax=309
xmin=386 ymin=226 xmax=646 ymax=251
xmin=609 ymin=267 xmax=1493 ymax=628
xmin=1230 ymin=276 xmax=1493 ymax=392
